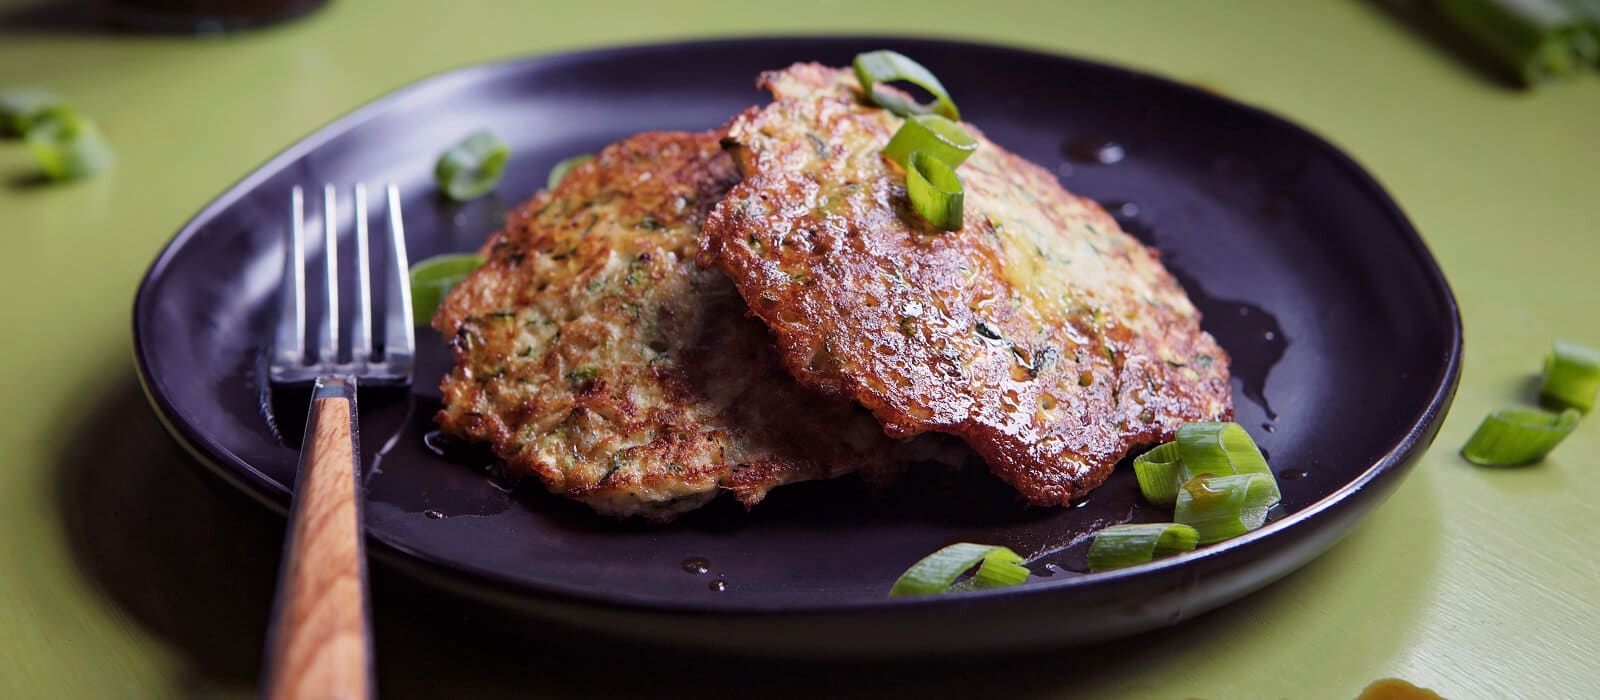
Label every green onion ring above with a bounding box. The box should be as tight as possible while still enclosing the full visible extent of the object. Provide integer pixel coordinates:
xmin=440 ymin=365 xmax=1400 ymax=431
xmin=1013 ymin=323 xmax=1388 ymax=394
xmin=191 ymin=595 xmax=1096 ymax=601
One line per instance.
xmin=23 ymin=106 xmax=113 ymax=181
xmin=434 ymin=129 xmax=509 ymax=202
xmin=1174 ymin=474 xmax=1277 ymax=544
xmin=882 ymin=114 xmax=978 ymax=169
xmin=409 ymin=253 xmax=486 ymax=326
xmin=1539 ymin=340 xmax=1600 ymax=413
xmin=546 ymin=153 xmax=593 ymax=190
xmin=889 ymin=542 xmax=1028 ymax=597
xmin=1435 ymin=0 xmax=1588 ymax=84
xmin=1460 ymin=408 xmax=1581 ymax=466
xmin=1132 ymin=442 xmax=1187 ymax=507
xmin=906 ymin=151 xmax=964 ymax=231
xmin=1176 ymin=422 xmax=1281 ymax=503
xmin=1 ymin=87 xmax=61 ymax=138
xmin=1087 ymin=523 xmax=1200 ymax=572
xmin=852 ymin=50 xmax=960 ymax=120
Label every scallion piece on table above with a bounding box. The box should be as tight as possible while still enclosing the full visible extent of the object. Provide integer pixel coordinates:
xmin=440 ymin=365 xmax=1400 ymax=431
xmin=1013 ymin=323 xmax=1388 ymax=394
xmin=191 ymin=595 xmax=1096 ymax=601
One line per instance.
xmin=1174 ymin=473 xmax=1277 ymax=544
xmin=882 ymin=114 xmax=978 ymax=169
xmin=434 ymin=130 xmax=508 ymax=201
xmin=0 ymin=87 xmax=60 ymax=138
xmin=1176 ymin=421 xmax=1281 ymax=503
xmin=906 ymin=151 xmax=964 ymax=231
xmin=24 ymin=107 xmax=112 ymax=181
xmin=1460 ymin=408 xmax=1581 ymax=466
xmin=1434 ymin=0 xmax=1591 ymax=85
xmin=546 ymin=153 xmax=593 ymax=190
xmin=852 ymin=50 xmax=960 ymax=120
xmin=409 ymin=253 xmax=486 ymax=326
xmin=1086 ymin=523 xmax=1200 ymax=572
xmin=888 ymin=542 xmax=1028 ymax=597
xmin=1539 ymin=340 xmax=1600 ymax=412
xmin=1132 ymin=442 xmax=1188 ymax=507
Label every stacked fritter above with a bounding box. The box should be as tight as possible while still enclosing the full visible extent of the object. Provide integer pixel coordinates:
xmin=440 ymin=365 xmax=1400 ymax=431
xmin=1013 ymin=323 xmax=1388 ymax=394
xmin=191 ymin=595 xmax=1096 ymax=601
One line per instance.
xmin=435 ymin=63 xmax=1232 ymax=520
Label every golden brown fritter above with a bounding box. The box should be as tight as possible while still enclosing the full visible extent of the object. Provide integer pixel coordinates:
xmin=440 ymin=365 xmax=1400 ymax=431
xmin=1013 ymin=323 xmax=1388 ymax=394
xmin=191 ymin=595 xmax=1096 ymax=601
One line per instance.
xmin=434 ymin=131 xmax=930 ymax=521
xmin=699 ymin=64 xmax=1233 ymax=506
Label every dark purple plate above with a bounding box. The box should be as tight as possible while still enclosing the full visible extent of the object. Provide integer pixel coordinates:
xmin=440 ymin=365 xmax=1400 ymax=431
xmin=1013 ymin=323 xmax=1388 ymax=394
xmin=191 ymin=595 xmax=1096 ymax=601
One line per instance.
xmin=133 ymin=37 xmax=1460 ymax=656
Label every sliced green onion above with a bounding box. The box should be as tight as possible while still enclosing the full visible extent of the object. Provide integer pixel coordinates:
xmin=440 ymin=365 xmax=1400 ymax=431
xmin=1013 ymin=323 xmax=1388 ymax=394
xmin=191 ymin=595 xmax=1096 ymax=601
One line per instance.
xmin=882 ymin=114 xmax=978 ymax=169
xmin=1133 ymin=442 xmax=1188 ymax=507
xmin=1 ymin=87 xmax=60 ymax=138
xmin=546 ymin=153 xmax=593 ymax=190
xmin=24 ymin=107 xmax=112 ymax=181
xmin=434 ymin=130 xmax=508 ymax=201
xmin=852 ymin=50 xmax=960 ymax=120
xmin=1174 ymin=474 xmax=1277 ymax=544
xmin=409 ymin=253 xmax=485 ymax=325
xmin=906 ymin=151 xmax=964 ymax=231
xmin=1460 ymin=408 xmax=1581 ymax=466
xmin=888 ymin=542 xmax=1028 ymax=597
xmin=1435 ymin=0 xmax=1590 ymax=84
xmin=1087 ymin=523 xmax=1199 ymax=572
xmin=1176 ymin=422 xmax=1281 ymax=503
xmin=1539 ymin=340 xmax=1600 ymax=412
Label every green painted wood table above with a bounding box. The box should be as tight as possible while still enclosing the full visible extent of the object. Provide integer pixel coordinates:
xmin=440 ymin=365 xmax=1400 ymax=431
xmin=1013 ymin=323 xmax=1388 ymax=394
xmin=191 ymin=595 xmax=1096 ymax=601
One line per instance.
xmin=2 ymin=1 xmax=1595 ymax=697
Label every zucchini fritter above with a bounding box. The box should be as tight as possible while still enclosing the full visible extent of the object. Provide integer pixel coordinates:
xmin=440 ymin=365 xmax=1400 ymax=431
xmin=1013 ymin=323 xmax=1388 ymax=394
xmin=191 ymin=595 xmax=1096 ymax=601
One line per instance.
xmin=699 ymin=64 xmax=1232 ymax=506
xmin=434 ymin=131 xmax=924 ymax=520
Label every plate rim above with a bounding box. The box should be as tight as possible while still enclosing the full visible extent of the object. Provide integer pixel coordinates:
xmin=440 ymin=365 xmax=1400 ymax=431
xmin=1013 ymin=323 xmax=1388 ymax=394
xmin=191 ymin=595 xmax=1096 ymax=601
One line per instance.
xmin=131 ymin=35 xmax=1464 ymax=618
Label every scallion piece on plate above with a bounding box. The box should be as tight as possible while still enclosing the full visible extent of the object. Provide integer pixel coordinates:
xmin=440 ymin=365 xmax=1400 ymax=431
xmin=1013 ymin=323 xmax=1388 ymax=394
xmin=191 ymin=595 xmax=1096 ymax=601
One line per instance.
xmin=1434 ymin=0 xmax=1590 ymax=84
xmin=852 ymin=50 xmax=960 ymax=120
xmin=1539 ymin=340 xmax=1600 ymax=412
xmin=434 ymin=130 xmax=509 ymax=201
xmin=24 ymin=107 xmax=112 ymax=181
xmin=888 ymin=542 xmax=1028 ymax=597
xmin=409 ymin=253 xmax=486 ymax=326
xmin=1086 ymin=523 xmax=1199 ymax=572
xmin=882 ymin=114 xmax=978 ymax=169
xmin=1132 ymin=442 xmax=1188 ymax=507
xmin=1174 ymin=473 xmax=1277 ymax=544
xmin=0 ymin=87 xmax=60 ymax=138
xmin=1175 ymin=421 xmax=1281 ymax=503
xmin=1460 ymin=408 xmax=1581 ymax=466
xmin=546 ymin=153 xmax=593 ymax=190
xmin=906 ymin=151 xmax=964 ymax=231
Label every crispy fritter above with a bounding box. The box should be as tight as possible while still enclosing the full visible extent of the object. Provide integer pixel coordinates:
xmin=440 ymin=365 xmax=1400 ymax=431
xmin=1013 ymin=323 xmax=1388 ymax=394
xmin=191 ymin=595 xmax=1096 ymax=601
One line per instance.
xmin=699 ymin=64 xmax=1233 ymax=506
xmin=434 ymin=131 xmax=927 ymax=521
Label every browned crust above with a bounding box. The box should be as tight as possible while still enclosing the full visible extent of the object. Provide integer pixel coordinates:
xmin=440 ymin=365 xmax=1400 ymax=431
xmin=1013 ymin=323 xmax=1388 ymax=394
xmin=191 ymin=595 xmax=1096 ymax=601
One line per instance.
xmin=433 ymin=131 xmax=924 ymax=520
xmin=699 ymin=65 xmax=1232 ymax=506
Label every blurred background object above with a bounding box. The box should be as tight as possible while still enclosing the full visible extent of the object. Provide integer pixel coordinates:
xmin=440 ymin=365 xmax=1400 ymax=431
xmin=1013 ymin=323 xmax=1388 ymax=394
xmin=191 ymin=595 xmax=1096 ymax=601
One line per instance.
xmin=105 ymin=0 xmax=327 ymax=33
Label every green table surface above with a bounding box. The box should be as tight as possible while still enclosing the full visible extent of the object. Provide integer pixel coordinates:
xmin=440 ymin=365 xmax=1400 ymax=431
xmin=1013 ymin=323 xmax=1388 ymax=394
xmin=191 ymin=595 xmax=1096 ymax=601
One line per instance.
xmin=2 ymin=1 xmax=1596 ymax=697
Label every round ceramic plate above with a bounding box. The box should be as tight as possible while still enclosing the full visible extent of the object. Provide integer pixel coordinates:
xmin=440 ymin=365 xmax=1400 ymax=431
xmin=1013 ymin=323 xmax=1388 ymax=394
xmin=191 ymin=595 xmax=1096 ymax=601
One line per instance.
xmin=133 ymin=37 xmax=1460 ymax=656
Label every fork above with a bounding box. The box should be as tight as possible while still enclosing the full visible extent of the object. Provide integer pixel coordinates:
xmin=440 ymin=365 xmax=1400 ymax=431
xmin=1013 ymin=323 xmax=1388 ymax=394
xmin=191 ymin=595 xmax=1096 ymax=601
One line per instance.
xmin=263 ymin=183 xmax=413 ymax=700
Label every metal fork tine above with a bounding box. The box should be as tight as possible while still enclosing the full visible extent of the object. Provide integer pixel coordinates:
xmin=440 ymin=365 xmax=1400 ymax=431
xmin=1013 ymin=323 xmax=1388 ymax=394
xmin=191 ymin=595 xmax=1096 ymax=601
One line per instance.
xmin=319 ymin=184 xmax=341 ymax=365
xmin=352 ymin=184 xmax=374 ymax=366
xmin=273 ymin=187 xmax=308 ymax=372
xmin=384 ymin=184 xmax=416 ymax=368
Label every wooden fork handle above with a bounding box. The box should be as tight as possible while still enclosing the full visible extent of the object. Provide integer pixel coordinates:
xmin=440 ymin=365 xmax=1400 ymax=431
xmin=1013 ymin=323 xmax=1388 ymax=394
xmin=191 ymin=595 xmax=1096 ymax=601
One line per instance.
xmin=263 ymin=376 xmax=373 ymax=700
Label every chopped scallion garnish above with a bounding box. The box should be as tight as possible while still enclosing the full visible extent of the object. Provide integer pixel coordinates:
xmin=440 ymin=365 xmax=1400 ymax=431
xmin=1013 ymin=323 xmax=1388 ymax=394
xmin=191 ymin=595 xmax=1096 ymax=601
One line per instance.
xmin=546 ymin=153 xmax=593 ymax=190
xmin=409 ymin=253 xmax=486 ymax=325
xmin=1176 ymin=422 xmax=1281 ymax=503
xmin=1460 ymin=408 xmax=1581 ymax=466
xmin=1132 ymin=442 xmax=1187 ymax=507
xmin=1434 ymin=0 xmax=1595 ymax=85
xmin=434 ymin=130 xmax=508 ymax=201
xmin=1539 ymin=340 xmax=1600 ymax=413
xmin=906 ymin=151 xmax=964 ymax=231
xmin=888 ymin=542 xmax=1028 ymax=597
xmin=852 ymin=50 xmax=960 ymax=120
xmin=1174 ymin=473 xmax=1277 ymax=544
xmin=882 ymin=114 xmax=977 ymax=169
xmin=1087 ymin=523 xmax=1199 ymax=572
xmin=24 ymin=107 xmax=112 ymax=181
xmin=1 ymin=87 xmax=60 ymax=138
